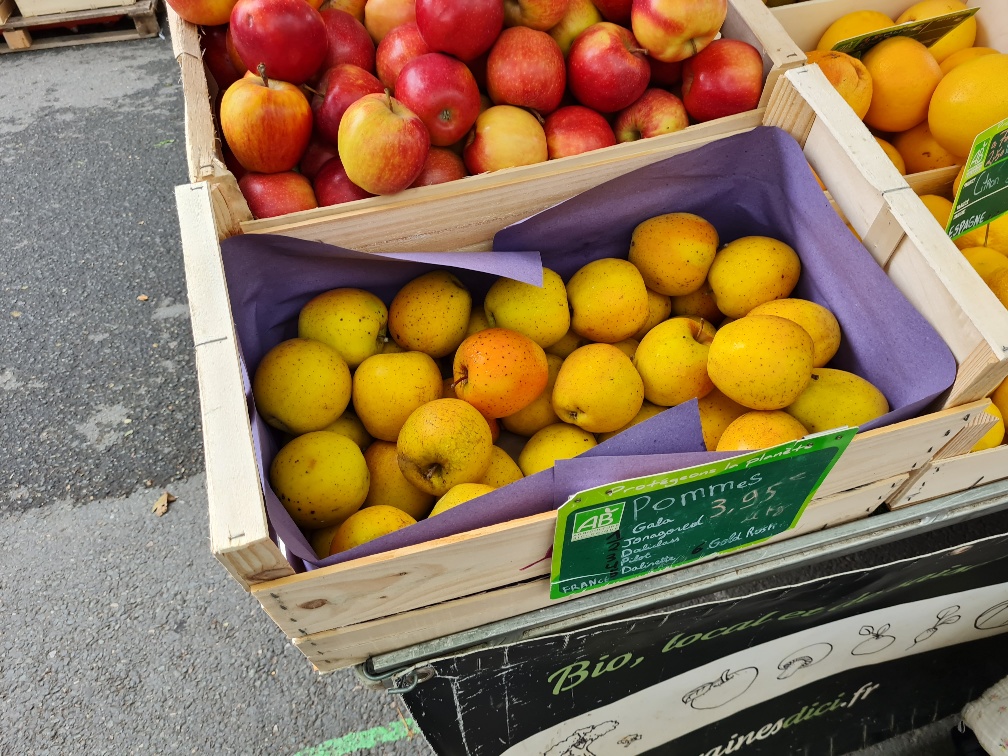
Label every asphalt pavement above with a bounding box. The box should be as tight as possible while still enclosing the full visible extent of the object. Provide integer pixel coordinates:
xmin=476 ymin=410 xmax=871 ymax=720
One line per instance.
xmin=0 ymin=17 xmax=999 ymax=756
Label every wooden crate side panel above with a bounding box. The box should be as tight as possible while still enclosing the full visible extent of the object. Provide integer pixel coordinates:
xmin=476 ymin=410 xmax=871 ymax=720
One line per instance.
xmin=294 ymin=476 xmax=902 ymax=671
xmin=176 ymin=184 xmax=292 ymax=589
xmin=889 ymin=445 xmax=1008 ymax=509
xmin=241 ymin=114 xmax=762 ymax=252
xmin=816 ymin=402 xmax=977 ymax=498
xmin=883 ymin=189 xmax=1008 ymax=395
xmin=970 ymin=0 xmax=1007 ymax=49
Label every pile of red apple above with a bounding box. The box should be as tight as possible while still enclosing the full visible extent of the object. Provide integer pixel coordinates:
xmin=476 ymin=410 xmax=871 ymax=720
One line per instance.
xmin=178 ymin=0 xmax=766 ymax=219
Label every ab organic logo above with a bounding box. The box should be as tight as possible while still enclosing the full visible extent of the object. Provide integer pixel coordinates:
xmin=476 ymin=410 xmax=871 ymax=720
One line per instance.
xmin=572 ymin=503 xmax=625 ymax=541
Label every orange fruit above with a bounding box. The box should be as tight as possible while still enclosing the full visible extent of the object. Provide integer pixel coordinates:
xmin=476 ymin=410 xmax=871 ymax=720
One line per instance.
xmin=806 ymin=50 xmax=873 ymax=119
xmin=896 ymin=0 xmax=976 ymax=63
xmin=862 ymin=36 xmax=943 ymax=132
xmin=987 ymin=267 xmax=1008 ymax=308
xmin=962 ymin=247 xmax=1008 ymax=283
xmin=816 ymin=11 xmax=894 ymax=52
xmin=953 ymin=162 xmax=966 ymax=195
xmin=874 ymin=136 xmax=906 ymax=174
xmin=891 ymin=121 xmax=960 ymax=173
xmin=930 ymin=54 xmax=1008 ymax=158
xmin=918 ymin=194 xmax=953 ymax=228
xmin=955 ymin=215 xmax=1008 ymax=255
xmin=940 ymin=46 xmax=999 ymax=76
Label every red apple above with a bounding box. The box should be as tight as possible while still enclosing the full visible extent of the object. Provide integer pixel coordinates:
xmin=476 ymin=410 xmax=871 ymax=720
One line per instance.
xmin=338 ymin=92 xmax=430 ymax=194
xmin=299 ymin=138 xmax=340 ymax=180
xmin=314 ymin=64 xmax=385 ymax=145
xmin=681 ymin=38 xmax=763 ymax=122
xmin=364 ymin=0 xmax=416 ymax=43
xmin=592 ymin=0 xmax=630 ymax=23
xmin=463 ymin=105 xmax=548 ymax=174
xmin=648 ymin=55 xmax=682 ymax=86
xmin=567 ymin=22 xmax=650 ymax=113
xmin=375 ymin=22 xmax=431 ymax=90
xmin=239 ymin=171 xmax=319 ymax=218
xmin=230 ymin=0 xmax=328 ymax=84
xmin=226 ymin=27 xmax=248 ymax=76
xmin=544 ymin=105 xmax=616 ymax=158
xmin=313 ymin=156 xmax=376 ymax=205
xmin=487 ymin=27 xmax=566 ymax=114
xmin=201 ymin=25 xmax=242 ymax=90
xmin=631 ymin=0 xmax=727 ymax=63
xmin=410 ymin=147 xmax=468 ymax=187
xmin=416 ymin=0 xmax=503 ymax=61
xmin=166 ymin=0 xmax=237 ymax=26
xmin=220 ymin=68 xmax=313 ymax=173
xmin=613 ymin=88 xmax=688 ymax=141
xmin=395 ymin=53 xmax=481 ymax=147
xmin=320 ymin=8 xmax=376 ymax=73
xmin=547 ymin=0 xmax=602 ymax=56
xmin=504 ymin=0 xmax=569 ymax=31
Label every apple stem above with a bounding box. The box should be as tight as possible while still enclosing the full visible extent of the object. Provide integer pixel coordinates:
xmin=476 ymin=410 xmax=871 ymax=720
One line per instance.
xmin=630 ymin=47 xmax=649 ymax=57
xmin=304 ymin=84 xmax=324 ymax=98
xmin=384 ymin=88 xmax=393 ymax=110
xmin=530 ymin=110 xmax=545 ymax=126
xmin=257 ymin=62 xmax=269 ymax=88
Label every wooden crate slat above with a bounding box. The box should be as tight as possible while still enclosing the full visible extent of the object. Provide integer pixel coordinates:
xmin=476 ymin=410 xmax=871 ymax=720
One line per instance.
xmin=294 ymin=475 xmax=902 ymax=671
xmin=889 ymin=445 xmax=1008 ymax=510
xmin=0 ymin=0 xmax=157 ymax=52
xmin=2 ymin=0 xmax=153 ymax=26
xmin=175 ymin=184 xmax=292 ymax=590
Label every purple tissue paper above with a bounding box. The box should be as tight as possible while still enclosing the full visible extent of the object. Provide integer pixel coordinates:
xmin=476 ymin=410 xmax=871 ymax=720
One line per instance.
xmin=219 ymin=125 xmax=956 ymax=572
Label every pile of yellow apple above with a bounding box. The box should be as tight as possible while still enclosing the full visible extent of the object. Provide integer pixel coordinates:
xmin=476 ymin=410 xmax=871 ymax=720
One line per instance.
xmin=251 ymin=211 xmax=892 ymax=558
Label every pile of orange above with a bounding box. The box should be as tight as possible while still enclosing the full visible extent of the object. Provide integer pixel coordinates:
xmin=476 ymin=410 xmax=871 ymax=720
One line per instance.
xmin=808 ymin=1 xmax=1008 ymax=175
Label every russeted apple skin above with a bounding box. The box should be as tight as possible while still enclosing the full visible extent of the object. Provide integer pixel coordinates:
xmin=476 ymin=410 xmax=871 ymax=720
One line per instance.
xmin=397 ymin=399 xmax=494 ymax=496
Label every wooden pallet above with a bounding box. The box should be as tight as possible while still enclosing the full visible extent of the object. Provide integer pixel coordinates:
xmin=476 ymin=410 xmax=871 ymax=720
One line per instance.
xmin=0 ymin=0 xmax=158 ymax=52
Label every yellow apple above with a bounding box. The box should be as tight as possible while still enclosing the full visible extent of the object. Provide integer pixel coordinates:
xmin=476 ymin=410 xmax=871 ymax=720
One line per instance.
xmin=518 ymin=422 xmax=597 ymax=475
xmin=612 ymin=338 xmax=639 ymax=360
xmin=567 ymin=258 xmax=650 ymax=343
xmin=633 ymin=287 xmax=673 ymax=340
xmin=708 ymin=236 xmax=802 ymax=318
xmin=548 ymin=0 xmax=603 ymax=55
xmin=552 ymin=343 xmax=645 ymax=433
xmin=748 ymin=298 xmax=841 ymax=368
xmin=502 ymin=353 xmax=564 ymax=436
xmin=397 ymin=398 xmax=494 ymax=496
xmin=597 ymin=401 xmax=665 ymax=442
xmin=429 ymin=482 xmax=496 ymax=517
xmin=270 ymin=431 xmax=369 ymax=529
xmin=633 ymin=316 xmax=716 ymax=407
xmin=785 ymin=368 xmax=889 ymax=433
xmin=484 ymin=268 xmax=570 ymax=348
xmin=388 ymin=270 xmax=472 ymax=357
xmin=309 ymin=524 xmax=340 ymax=559
xmin=716 ymin=411 xmax=809 ymax=452
xmin=466 ymin=308 xmax=492 ymax=337
xmin=708 ymin=315 xmax=814 ymax=410
xmin=322 ymin=409 xmax=372 ymax=450
xmin=252 ymin=338 xmax=351 ymax=435
xmin=670 ymin=282 xmax=722 ymax=324
xmin=352 ymin=351 xmax=443 ymax=441
xmin=698 ymin=387 xmax=748 ymax=451
xmin=298 ymin=287 xmax=388 ymax=368
xmin=330 ymin=505 xmax=417 ymax=555
xmin=628 ymin=212 xmax=719 ymax=296
xmin=972 ymin=405 xmax=1005 ymax=452
xmin=546 ymin=327 xmax=590 ymax=358
xmin=480 ymin=445 xmax=525 ymax=487
xmin=363 ymin=440 xmax=436 ymax=519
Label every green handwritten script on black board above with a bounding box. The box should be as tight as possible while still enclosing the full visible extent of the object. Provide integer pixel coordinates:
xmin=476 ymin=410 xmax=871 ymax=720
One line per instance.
xmin=831 ymin=8 xmax=978 ymax=57
xmin=550 ymin=428 xmax=857 ymax=600
xmin=947 ymin=116 xmax=1008 ymax=241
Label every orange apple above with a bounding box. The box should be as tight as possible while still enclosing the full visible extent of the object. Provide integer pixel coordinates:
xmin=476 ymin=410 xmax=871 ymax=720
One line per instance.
xmin=167 ymin=0 xmax=238 ymax=26
xmin=504 ymin=0 xmax=570 ymax=31
xmin=631 ymin=0 xmax=727 ymax=63
xmin=463 ymin=105 xmax=548 ymax=174
xmin=453 ymin=328 xmax=550 ymax=418
xmin=364 ymin=0 xmax=416 ymax=43
xmin=220 ymin=69 xmax=313 ymax=174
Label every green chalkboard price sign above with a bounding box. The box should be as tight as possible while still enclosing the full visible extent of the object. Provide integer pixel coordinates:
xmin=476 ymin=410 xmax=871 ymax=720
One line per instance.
xmin=947 ymin=116 xmax=1008 ymax=241
xmin=831 ymin=8 xmax=978 ymax=57
xmin=549 ymin=428 xmax=857 ymax=600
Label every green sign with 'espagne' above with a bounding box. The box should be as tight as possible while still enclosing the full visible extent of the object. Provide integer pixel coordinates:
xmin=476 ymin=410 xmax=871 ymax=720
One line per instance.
xmin=549 ymin=428 xmax=857 ymax=600
xmin=947 ymin=116 xmax=1008 ymax=241
xmin=830 ymin=8 xmax=978 ymax=57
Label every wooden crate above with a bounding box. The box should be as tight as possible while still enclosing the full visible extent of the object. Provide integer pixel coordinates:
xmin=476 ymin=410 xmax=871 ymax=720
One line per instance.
xmin=15 ymin=0 xmax=132 ymax=18
xmin=168 ymin=0 xmax=806 ymax=244
xmin=0 ymin=0 xmax=158 ymax=52
xmin=176 ymin=64 xmax=1000 ymax=671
